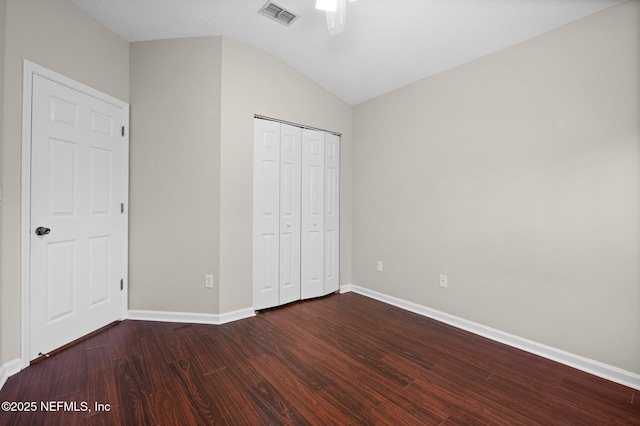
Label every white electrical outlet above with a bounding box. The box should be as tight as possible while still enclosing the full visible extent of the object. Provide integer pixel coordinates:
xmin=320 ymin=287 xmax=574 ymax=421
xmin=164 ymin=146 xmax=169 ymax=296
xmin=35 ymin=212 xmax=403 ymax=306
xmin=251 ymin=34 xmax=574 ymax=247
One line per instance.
xmin=439 ymin=274 xmax=448 ymax=288
xmin=205 ymin=275 xmax=214 ymax=289
xmin=377 ymin=261 xmax=383 ymax=272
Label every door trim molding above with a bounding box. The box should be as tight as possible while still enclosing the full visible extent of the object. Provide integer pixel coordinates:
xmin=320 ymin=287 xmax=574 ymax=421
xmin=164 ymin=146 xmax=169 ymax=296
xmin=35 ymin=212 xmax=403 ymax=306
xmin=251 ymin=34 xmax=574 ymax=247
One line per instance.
xmin=20 ymin=60 xmax=130 ymax=369
xmin=254 ymin=114 xmax=342 ymax=137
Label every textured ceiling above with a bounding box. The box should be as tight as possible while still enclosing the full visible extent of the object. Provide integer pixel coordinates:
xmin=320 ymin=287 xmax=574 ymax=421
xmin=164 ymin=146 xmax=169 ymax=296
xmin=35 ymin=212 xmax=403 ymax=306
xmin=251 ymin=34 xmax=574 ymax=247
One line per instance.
xmin=70 ymin=0 xmax=624 ymax=105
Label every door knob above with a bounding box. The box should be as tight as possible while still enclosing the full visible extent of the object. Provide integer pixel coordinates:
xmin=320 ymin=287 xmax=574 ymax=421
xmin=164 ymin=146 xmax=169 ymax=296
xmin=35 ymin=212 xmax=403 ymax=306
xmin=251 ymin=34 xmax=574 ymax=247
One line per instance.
xmin=35 ymin=226 xmax=51 ymax=236
xmin=286 ymin=223 xmax=291 ymax=228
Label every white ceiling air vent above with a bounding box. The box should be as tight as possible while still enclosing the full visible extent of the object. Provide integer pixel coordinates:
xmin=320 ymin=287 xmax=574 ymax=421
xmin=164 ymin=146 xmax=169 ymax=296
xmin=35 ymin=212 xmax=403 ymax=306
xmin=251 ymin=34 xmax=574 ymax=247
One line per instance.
xmin=259 ymin=1 xmax=299 ymax=26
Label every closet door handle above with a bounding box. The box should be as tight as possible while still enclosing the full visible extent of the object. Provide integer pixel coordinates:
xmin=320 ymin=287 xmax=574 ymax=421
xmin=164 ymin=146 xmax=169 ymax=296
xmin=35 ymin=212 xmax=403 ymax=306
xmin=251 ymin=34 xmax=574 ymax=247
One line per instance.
xmin=286 ymin=223 xmax=291 ymax=228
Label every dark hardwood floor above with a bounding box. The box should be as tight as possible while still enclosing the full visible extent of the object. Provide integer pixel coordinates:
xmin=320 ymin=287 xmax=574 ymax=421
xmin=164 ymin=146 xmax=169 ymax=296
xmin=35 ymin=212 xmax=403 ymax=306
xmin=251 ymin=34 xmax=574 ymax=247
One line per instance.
xmin=1 ymin=292 xmax=638 ymax=425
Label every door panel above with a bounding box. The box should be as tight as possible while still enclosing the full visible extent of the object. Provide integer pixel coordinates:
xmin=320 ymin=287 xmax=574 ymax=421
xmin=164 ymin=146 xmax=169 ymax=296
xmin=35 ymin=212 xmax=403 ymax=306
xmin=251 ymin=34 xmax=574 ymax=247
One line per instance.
xmin=253 ymin=119 xmax=281 ymax=310
xmin=89 ymin=147 xmax=112 ymax=215
xmin=279 ymin=124 xmax=301 ymax=305
xmin=48 ymin=138 xmax=77 ymax=216
xmin=88 ymin=235 xmax=111 ymax=306
xmin=301 ymin=129 xmax=325 ymax=299
xmin=324 ymin=133 xmax=340 ymax=294
xmin=46 ymin=240 xmax=76 ymax=322
xmin=30 ymin=75 xmax=124 ymax=359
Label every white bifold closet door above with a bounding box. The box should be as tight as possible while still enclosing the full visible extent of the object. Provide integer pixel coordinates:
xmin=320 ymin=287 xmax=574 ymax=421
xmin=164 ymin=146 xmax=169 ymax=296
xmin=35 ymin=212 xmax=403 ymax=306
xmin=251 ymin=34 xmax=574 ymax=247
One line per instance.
xmin=253 ymin=120 xmax=302 ymax=309
xmin=253 ymin=118 xmax=339 ymax=310
xmin=324 ymin=132 xmax=340 ymax=294
xmin=279 ymin=124 xmax=303 ymax=305
xmin=300 ymin=129 xmax=324 ymax=299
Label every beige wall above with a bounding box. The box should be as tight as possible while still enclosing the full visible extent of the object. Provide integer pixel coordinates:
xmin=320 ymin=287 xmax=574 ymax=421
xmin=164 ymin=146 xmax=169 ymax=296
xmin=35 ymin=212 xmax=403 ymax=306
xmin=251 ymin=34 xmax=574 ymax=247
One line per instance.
xmin=219 ymin=38 xmax=353 ymax=312
xmin=127 ymin=37 xmax=352 ymax=315
xmin=129 ymin=37 xmax=222 ymax=314
xmin=0 ymin=0 xmax=129 ymax=365
xmin=352 ymin=0 xmax=640 ymax=374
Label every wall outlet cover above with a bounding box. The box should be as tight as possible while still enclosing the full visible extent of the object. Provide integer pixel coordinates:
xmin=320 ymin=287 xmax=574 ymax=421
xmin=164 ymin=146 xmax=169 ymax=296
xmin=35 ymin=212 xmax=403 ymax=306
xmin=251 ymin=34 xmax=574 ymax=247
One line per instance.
xmin=439 ymin=274 xmax=448 ymax=288
xmin=205 ymin=275 xmax=214 ymax=289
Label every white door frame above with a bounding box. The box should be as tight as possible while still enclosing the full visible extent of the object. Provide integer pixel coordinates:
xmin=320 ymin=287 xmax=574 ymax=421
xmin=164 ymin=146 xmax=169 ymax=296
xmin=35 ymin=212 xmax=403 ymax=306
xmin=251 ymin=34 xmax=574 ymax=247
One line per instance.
xmin=20 ymin=61 xmax=129 ymax=369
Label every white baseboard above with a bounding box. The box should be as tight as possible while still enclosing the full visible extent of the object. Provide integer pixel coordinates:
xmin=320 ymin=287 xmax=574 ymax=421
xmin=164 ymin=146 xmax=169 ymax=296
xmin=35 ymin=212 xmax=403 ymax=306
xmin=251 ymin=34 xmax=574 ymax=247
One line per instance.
xmin=1 ymin=308 xmax=255 ymax=392
xmin=127 ymin=308 xmax=255 ymax=325
xmin=341 ymin=284 xmax=640 ymax=391
xmin=218 ymin=308 xmax=257 ymax=324
xmin=0 ymin=359 xmax=22 ymax=392
xmin=339 ymin=283 xmax=355 ymax=293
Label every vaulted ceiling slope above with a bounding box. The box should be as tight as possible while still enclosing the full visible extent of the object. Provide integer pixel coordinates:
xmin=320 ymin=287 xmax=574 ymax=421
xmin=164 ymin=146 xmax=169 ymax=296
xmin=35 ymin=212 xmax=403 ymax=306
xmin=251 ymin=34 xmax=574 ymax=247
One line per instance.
xmin=70 ymin=0 xmax=625 ymax=105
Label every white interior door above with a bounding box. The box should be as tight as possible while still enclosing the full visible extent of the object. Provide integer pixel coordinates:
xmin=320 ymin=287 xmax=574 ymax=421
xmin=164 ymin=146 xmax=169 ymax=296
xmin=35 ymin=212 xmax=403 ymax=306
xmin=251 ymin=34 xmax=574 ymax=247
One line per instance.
xmin=30 ymin=74 xmax=126 ymax=359
xmin=253 ymin=119 xmax=281 ymax=310
xmin=324 ymin=133 xmax=340 ymax=294
xmin=301 ymin=129 xmax=325 ymax=299
xmin=279 ymin=124 xmax=302 ymax=305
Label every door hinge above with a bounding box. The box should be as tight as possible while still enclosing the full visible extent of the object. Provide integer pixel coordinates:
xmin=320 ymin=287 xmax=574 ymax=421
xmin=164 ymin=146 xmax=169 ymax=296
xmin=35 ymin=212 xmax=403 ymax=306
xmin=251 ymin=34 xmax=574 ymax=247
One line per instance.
xmin=122 ymin=126 xmax=125 ymax=137
xmin=121 ymin=203 xmax=124 ymax=214
xmin=120 ymin=279 xmax=124 ymax=291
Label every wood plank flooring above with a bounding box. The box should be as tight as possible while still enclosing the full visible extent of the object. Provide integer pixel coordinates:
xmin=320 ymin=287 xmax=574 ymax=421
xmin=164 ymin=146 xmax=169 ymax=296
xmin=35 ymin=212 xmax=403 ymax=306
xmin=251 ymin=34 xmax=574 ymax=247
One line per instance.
xmin=1 ymin=292 xmax=638 ymax=425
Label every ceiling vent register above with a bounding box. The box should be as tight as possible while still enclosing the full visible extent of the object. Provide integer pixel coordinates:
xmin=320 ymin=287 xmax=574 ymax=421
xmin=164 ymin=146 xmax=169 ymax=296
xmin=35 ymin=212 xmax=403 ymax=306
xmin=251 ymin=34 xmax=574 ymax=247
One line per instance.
xmin=259 ymin=1 xmax=299 ymax=26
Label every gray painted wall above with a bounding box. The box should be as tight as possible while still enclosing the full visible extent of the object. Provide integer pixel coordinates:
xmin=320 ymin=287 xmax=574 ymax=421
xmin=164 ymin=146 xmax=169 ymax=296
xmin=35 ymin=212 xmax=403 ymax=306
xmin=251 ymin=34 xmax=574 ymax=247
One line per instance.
xmin=218 ymin=38 xmax=353 ymax=313
xmin=0 ymin=0 xmax=129 ymax=366
xmin=352 ymin=1 xmax=640 ymax=373
xmin=128 ymin=37 xmax=352 ymax=316
xmin=129 ymin=37 xmax=222 ymax=314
